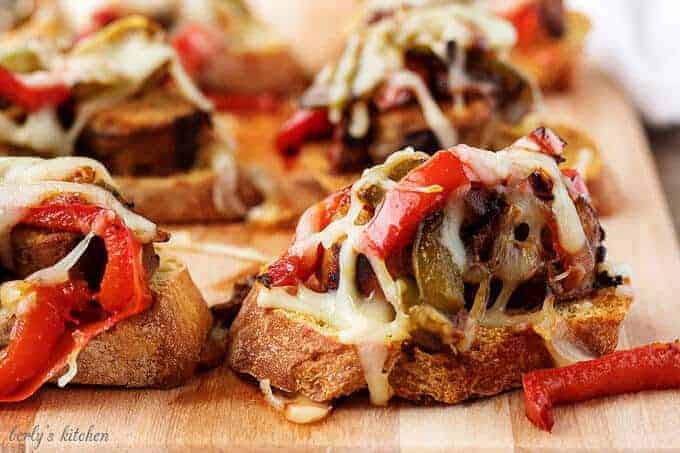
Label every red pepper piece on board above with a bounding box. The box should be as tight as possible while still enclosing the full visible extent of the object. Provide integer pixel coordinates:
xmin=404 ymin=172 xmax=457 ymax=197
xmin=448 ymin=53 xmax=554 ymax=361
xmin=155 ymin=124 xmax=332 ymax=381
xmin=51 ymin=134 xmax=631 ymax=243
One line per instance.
xmin=522 ymin=342 xmax=680 ymax=432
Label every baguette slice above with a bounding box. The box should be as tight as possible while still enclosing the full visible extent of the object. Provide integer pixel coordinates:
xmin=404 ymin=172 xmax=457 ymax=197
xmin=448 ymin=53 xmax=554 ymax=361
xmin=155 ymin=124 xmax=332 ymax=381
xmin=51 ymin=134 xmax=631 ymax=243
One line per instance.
xmin=58 ymin=255 xmax=213 ymax=388
xmin=116 ymin=169 xmax=261 ymax=224
xmin=0 ymin=255 xmax=212 ymax=389
xmin=228 ymin=282 xmax=632 ymax=403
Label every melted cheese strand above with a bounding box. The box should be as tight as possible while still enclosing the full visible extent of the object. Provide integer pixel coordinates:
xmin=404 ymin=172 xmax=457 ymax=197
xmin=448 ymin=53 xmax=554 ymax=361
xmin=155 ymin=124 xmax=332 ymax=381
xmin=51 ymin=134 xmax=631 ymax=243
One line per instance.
xmin=27 ymin=232 xmax=95 ymax=286
xmin=389 ymin=70 xmax=458 ymax=147
xmin=259 ymin=379 xmax=332 ymax=424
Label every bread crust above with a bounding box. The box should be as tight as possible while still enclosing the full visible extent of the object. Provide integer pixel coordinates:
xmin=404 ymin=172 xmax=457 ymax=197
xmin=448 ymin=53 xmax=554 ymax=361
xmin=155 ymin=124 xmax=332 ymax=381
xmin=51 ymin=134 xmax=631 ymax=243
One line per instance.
xmin=37 ymin=255 xmax=213 ymax=389
xmin=228 ymin=283 xmax=632 ymax=404
xmin=116 ymin=169 xmax=261 ymax=224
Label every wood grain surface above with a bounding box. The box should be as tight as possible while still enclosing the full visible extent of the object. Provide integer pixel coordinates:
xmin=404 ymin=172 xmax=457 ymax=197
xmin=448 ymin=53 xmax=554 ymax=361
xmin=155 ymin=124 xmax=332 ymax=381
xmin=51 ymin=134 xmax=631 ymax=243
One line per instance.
xmin=2 ymin=67 xmax=679 ymax=452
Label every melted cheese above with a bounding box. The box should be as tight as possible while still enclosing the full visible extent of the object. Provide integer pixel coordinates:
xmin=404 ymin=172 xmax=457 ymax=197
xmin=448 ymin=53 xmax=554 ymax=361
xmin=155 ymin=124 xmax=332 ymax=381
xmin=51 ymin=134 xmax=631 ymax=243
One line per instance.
xmin=0 ymin=181 xmax=156 ymax=253
xmin=259 ymin=379 xmax=332 ymax=424
xmin=452 ymin=144 xmax=586 ymax=254
xmin=28 ymin=232 xmax=96 ymax=286
xmin=438 ymin=197 xmax=467 ymax=271
xmin=0 ymin=156 xmax=118 ymax=188
xmin=389 ymin=70 xmax=458 ymax=147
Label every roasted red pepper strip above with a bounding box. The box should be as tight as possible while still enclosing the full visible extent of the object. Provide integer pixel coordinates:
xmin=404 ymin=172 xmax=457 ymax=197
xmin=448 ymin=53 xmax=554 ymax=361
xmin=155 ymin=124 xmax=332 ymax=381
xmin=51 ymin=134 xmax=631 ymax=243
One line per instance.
xmin=0 ymin=203 xmax=152 ymax=402
xmin=360 ymin=150 xmax=470 ymax=258
xmin=0 ymin=66 xmax=70 ymax=112
xmin=275 ymin=108 xmax=333 ymax=159
xmin=522 ymin=342 xmax=680 ymax=432
xmin=172 ymin=23 xmax=224 ymax=76
xmin=207 ymin=92 xmax=280 ymax=113
xmin=263 ymin=188 xmax=350 ymax=287
xmin=504 ymin=2 xmax=545 ymax=49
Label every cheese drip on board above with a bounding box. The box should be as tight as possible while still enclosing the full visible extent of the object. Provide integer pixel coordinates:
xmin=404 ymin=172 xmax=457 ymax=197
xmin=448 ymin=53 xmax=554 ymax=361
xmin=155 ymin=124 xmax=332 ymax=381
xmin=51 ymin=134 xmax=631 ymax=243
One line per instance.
xmin=0 ymin=16 xmax=212 ymax=155
xmin=258 ymin=133 xmax=619 ymax=405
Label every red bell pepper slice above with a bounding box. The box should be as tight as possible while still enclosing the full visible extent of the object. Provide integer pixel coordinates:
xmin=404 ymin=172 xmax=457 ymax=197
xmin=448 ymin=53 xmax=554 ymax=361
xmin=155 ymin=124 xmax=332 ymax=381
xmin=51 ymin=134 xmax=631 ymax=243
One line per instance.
xmin=360 ymin=150 xmax=470 ymax=258
xmin=207 ymin=92 xmax=280 ymax=113
xmin=0 ymin=66 xmax=70 ymax=112
xmin=504 ymin=2 xmax=545 ymax=49
xmin=263 ymin=188 xmax=350 ymax=287
xmin=522 ymin=342 xmax=680 ymax=432
xmin=0 ymin=203 xmax=152 ymax=402
xmin=275 ymin=108 xmax=333 ymax=159
xmin=172 ymin=23 xmax=224 ymax=76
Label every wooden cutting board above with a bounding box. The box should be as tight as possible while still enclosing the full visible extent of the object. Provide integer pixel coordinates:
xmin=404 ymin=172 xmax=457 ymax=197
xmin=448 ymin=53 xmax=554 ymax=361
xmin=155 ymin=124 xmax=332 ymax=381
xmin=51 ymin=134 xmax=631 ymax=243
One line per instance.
xmin=3 ymin=67 xmax=680 ymax=452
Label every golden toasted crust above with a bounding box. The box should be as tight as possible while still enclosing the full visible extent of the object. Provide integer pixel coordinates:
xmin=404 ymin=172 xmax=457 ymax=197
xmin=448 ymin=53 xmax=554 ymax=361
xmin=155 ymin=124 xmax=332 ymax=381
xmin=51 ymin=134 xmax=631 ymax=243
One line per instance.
xmin=116 ymin=169 xmax=262 ymax=224
xmin=228 ymin=284 xmax=632 ymax=403
xmin=510 ymin=12 xmax=590 ymax=92
xmin=52 ymin=255 xmax=213 ymax=388
xmin=78 ymin=89 xmax=210 ymax=177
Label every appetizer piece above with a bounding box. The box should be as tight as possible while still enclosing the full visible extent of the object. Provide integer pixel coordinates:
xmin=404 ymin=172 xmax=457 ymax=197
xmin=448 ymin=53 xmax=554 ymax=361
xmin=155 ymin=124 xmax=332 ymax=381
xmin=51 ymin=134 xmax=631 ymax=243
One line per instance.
xmin=366 ymin=0 xmax=590 ymax=91
xmin=0 ymin=156 xmax=216 ymax=400
xmin=280 ymin=4 xmax=536 ymax=173
xmin=54 ymin=0 xmax=306 ymax=104
xmin=0 ymin=16 xmax=272 ymax=224
xmin=228 ymin=128 xmax=633 ymax=422
xmin=278 ymin=3 xmax=608 ymax=213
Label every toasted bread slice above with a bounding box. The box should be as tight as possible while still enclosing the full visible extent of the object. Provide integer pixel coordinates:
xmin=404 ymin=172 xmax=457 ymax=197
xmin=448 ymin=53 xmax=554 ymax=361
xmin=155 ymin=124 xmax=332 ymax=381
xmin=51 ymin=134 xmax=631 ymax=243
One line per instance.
xmin=77 ymin=90 xmax=210 ymax=177
xmin=228 ymin=283 xmax=632 ymax=403
xmin=0 ymin=255 xmax=214 ymax=389
xmin=116 ymin=169 xmax=263 ymax=224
